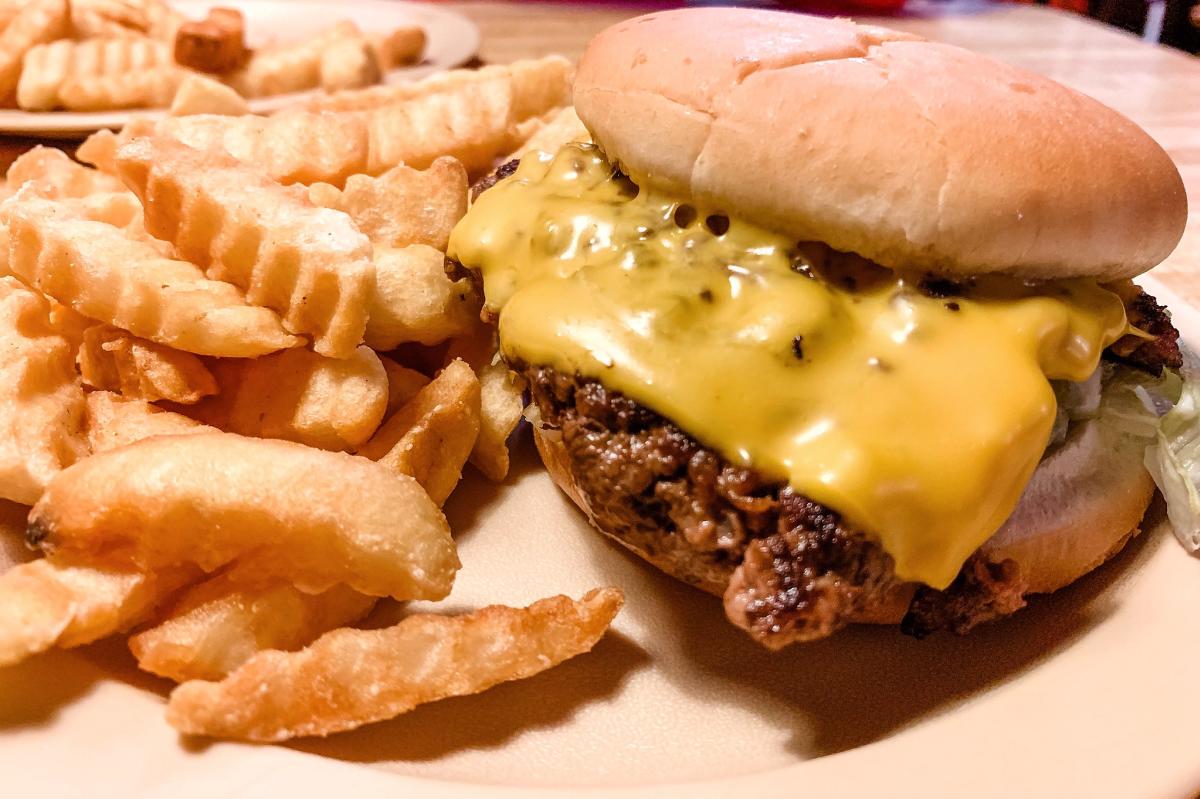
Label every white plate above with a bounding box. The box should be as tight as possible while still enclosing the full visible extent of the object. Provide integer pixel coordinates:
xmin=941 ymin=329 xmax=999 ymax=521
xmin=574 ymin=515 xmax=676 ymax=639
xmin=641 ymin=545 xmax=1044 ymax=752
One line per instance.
xmin=2 ymin=278 xmax=1199 ymax=798
xmin=0 ymin=0 xmax=480 ymax=138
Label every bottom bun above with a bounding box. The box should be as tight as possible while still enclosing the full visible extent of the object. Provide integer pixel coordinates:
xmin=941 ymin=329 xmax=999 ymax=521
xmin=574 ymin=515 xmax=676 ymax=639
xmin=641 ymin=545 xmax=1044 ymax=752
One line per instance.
xmin=534 ymin=406 xmax=1154 ymax=627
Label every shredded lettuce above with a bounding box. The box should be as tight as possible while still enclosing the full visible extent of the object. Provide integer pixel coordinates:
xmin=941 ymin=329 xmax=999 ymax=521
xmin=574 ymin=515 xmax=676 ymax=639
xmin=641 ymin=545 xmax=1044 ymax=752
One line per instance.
xmin=1144 ymin=360 xmax=1200 ymax=553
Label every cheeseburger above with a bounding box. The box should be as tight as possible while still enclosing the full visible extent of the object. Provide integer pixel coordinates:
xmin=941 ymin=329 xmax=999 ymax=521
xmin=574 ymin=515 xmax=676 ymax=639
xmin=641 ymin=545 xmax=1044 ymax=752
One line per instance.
xmin=449 ymin=9 xmax=1193 ymax=649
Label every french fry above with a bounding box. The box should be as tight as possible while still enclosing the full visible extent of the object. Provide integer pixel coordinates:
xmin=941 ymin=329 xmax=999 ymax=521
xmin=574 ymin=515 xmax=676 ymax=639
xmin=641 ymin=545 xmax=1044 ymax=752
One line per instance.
xmin=129 ymin=567 xmax=375 ymax=682
xmin=173 ymin=7 xmax=246 ymax=74
xmin=358 ymin=359 xmax=480 ymax=506
xmin=448 ymin=324 xmax=528 ymax=482
xmin=367 ymin=25 xmax=425 ymax=70
xmin=58 ymin=64 xmax=185 ymax=110
xmin=17 ymin=36 xmax=171 ymax=110
xmin=75 ymin=127 xmax=122 ymax=174
xmin=28 ymin=432 xmax=459 ymax=600
xmin=0 ymin=0 xmax=68 ymax=99
xmin=366 ymin=245 xmax=479 ymax=350
xmin=0 ymin=558 xmax=195 ymax=667
xmin=45 ymin=298 xmax=91 ymax=350
xmin=78 ymin=324 xmax=218 ymax=405
xmin=507 ymin=106 xmax=590 ymax=160
xmin=227 ymin=20 xmax=359 ymax=98
xmin=169 ymin=71 xmax=248 ymax=116
xmin=0 ymin=276 xmax=86 ymax=506
xmin=1 ymin=191 xmax=301 ymax=357
xmin=117 ymin=136 xmax=374 ymax=358
xmin=5 ymin=144 xmax=125 ymax=196
xmin=142 ymin=0 xmax=184 ymax=43
xmin=306 ymin=57 xmax=569 ymax=115
xmin=69 ymin=0 xmax=148 ymax=39
xmin=165 ymin=588 xmax=624 ymax=741
xmin=319 ymin=35 xmax=379 ymax=93
xmin=361 ymin=57 xmax=574 ymax=176
xmin=84 ymin=390 xmax=215 ymax=453
xmin=192 ymin=345 xmax=388 ymax=452
xmin=306 ymin=156 xmax=467 ymax=250
xmin=379 ymin=355 xmax=430 ymax=417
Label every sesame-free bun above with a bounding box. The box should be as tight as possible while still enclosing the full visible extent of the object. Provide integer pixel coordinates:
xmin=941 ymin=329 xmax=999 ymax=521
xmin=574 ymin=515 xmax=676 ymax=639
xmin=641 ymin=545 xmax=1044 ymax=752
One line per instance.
xmin=573 ymin=8 xmax=1188 ymax=280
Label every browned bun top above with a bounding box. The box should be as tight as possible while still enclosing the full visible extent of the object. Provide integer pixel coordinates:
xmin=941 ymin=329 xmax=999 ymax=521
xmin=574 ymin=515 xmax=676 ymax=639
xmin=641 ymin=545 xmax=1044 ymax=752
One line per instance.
xmin=573 ymin=8 xmax=1187 ymax=280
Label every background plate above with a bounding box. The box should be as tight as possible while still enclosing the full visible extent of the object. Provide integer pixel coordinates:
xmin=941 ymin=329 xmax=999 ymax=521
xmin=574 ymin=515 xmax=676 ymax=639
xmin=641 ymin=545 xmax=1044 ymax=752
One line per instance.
xmin=1 ymin=279 xmax=1198 ymax=797
xmin=0 ymin=0 xmax=480 ymax=138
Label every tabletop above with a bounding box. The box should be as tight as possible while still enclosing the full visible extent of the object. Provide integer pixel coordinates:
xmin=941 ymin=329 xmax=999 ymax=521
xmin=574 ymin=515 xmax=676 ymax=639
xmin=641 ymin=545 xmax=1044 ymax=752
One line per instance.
xmin=445 ymin=1 xmax=1200 ymax=302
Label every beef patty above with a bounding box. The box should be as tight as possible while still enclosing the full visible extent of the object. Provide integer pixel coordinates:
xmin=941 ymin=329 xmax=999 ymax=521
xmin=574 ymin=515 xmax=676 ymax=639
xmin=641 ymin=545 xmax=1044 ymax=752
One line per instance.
xmin=518 ymin=287 xmax=1179 ymax=648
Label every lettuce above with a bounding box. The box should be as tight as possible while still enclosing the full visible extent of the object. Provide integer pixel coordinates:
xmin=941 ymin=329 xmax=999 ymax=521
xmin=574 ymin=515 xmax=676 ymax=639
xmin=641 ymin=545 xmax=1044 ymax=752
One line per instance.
xmin=1144 ymin=361 xmax=1200 ymax=553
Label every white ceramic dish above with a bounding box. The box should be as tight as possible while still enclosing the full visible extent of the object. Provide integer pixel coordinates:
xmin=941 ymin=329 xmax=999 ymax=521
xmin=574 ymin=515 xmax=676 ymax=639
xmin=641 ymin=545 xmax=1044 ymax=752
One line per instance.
xmin=0 ymin=0 xmax=480 ymax=138
xmin=1 ymin=278 xmax=1198 ymax=798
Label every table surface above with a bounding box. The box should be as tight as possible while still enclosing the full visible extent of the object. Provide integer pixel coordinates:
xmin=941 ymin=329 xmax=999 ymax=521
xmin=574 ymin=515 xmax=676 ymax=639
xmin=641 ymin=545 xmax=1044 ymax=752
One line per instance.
xmin=445 ymin=1 xmax=1200 ymax=303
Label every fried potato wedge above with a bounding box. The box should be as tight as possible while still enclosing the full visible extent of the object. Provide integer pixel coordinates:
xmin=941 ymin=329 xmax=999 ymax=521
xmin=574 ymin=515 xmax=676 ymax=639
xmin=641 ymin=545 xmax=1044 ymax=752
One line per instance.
xmin=117 ymin=136 xmax=374 ymax=357
xmin=447 ymin=325 xmax=527 ymax=481
xmin=227 ymin=20 xmax=358 ymax=98
xmin=361 ymin=56 xmax=573 ymax=177
xmin=379 ymin=355 xmax=430 ymax=417
xmin=507 ymin=106 xmax=590 ymax=160
xmin=193 ymin=345 xmax=387 ymax=452
xmin=17 ymin=36 xmax=171 ymax=110
xmin=29 ymin=432 xmax=459 ymax=600
xmin=0 ymin=0 xmax=68 ymax=99
xmin=307 ymin=157 xmax=467 ymax=250
xmin=0 ymin=558 xmax=194 ymax=667
xmin=359 ymin=359 xmax=480 ymax=506
xmin=85 ymin=390 xmax=215 ymax=453
xmin=366 ymin=245 xmax=479 ymax=350
xmin=169 ymin=71 xmax=248 ymax=116
xmin=6 ymin=145 xmax=126 ymax=196
xmin=78 ymin=324 xmax=218 ymax=404
xmin=1 ymin=192 xmax=300 ymax=357
xmin=306 ymin=56 xmax=569 ymax=114
xmin=0 ymin=276 xmax=86 ymax=505
xmin=166 ymin=587 xmax=623 ymax=741
xmin=59 ymin=63 xmax=184 ymax=111
xmin=129 ymin=568 xmax=376 ymax=682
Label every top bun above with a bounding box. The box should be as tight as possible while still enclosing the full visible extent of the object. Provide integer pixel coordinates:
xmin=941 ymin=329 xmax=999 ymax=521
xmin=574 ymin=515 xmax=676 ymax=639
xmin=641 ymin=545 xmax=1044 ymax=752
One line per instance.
xmin=574 ymin=9 xmax=1187 ymax=280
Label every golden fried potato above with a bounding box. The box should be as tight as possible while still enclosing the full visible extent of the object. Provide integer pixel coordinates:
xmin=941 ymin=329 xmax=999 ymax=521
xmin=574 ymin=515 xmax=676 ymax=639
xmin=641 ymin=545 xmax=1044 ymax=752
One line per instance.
xmin=379 ymin=355 xmax=429 ymax=417
xmin=367 ymin=25 xmax=425 ymax=70
xmin=0 ymin=276 xmax=86 ymax=506
xmin=59 ymin=64 xmax=184 ymax=110
xmin=117 ymin=137 xmax=374 ymax=358
xmin=166 ymin=588 xmax=623 ymax=741
xmin=75 ymin=127 xmax=121 ymax=174
xmin=306 ymin=57 xmax=568 ymax=114
xmin=0 ymin=0 xmax=68 ymax=99
xmin=0 ymin=558 xmax=195 ymax=667
xmin=307 ymin=156 xmax=467 ymax=250
xmin=17 ymin=36 xmax=171 ymax=110
xmin=5 ymin=145 xmax=125 ymax=197
xmin=129 ymin=567 xmax=375 ymax=682
xmin=173 ymin=7 xmax=246 ymax=74
xmin=193 ymin=345 xmax=387 ymax=452
xmin=227 ymin=20 xmax=359 ymax=98
xmin=69 ymin=0 xmax=149 ymax=39
xmin=45 ymin=298 xmax=91 ymax=350
xmin=447 ymin=324 xmax=527 ymax=481
xmin=151 ymin=110 xmax=370 ymax=186
xmin=168 ymin=71 xmax=248 ymax=116
xmin=361 ymin=56 xmax=573 ymax=176
xmin=318 ymin=35 xmax=379 ymax=93
xmin=366 ymin=245 xmax=479 ymax=350
xmin=29 ymin=432 xmax=459 ymax=600
xmin=507 ymin=106 xmax=589 ymax=160
xmin=142 ymin=0 xmax=184 ymax=42
xmin=84 ymin=390 xmax=215 ymax=453
xmin=1 ymin=191 xmax=301 ymax=357
xmin=358 ymin=359 xmax=479 ymax=505
xmin=78 ymin=324 xmax=218 ymax=404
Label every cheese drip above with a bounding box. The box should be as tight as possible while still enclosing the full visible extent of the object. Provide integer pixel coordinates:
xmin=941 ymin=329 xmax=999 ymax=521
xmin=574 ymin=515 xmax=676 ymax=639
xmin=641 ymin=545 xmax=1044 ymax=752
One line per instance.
xmin=449 ymin=143 xmax=1129 ymax=588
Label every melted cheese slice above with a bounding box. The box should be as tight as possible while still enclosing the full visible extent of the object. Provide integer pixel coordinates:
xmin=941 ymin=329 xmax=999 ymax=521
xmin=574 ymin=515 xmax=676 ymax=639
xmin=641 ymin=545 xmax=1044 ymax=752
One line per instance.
xmin=449 ymin=143 xmax=1129 ymax=588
